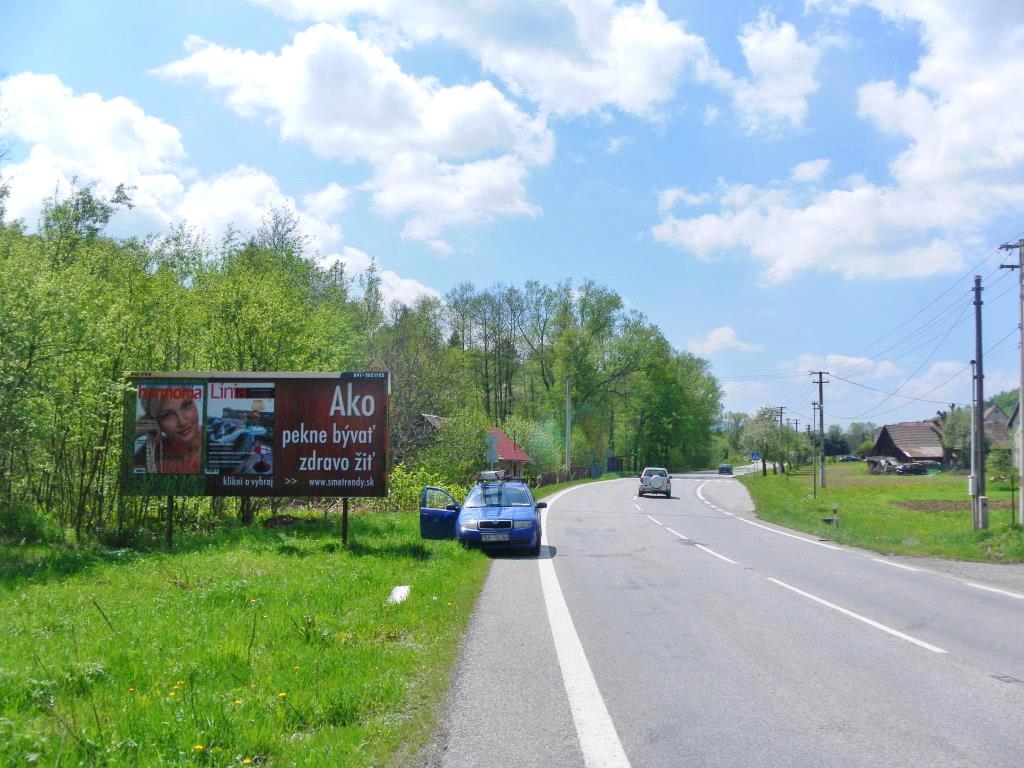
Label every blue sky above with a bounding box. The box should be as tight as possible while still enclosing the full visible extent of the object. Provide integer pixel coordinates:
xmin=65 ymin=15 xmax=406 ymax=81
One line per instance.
xmin=3 ymin=0 xmax=1024 ymax=428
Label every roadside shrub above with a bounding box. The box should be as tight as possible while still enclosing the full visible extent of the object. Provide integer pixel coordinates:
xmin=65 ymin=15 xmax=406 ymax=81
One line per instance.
xmin=363 ymin=463 xmax=469 ymax=515
xmin=0 ymin=504 xmax=56 ymax=542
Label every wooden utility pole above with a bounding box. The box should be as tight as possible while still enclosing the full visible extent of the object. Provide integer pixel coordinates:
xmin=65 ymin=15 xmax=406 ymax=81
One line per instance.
xmin=811 ymin=372 xmax=829 ymax=487
xmin=999 ymin=239 xmax=1024 ymax=526
xmin=973 ymin=276 xmax=988 ymax=529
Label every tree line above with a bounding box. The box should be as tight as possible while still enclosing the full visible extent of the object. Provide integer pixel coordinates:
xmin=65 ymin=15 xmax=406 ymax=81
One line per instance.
xmin=0 ymin=184 xmax=722 ymax=545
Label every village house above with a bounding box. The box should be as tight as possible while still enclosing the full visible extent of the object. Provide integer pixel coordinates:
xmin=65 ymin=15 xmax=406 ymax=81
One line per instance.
xmin=871 ymin=408 xmax=1013 ymax=467
xmin=870 ymin=422 xmax=944 ymax=464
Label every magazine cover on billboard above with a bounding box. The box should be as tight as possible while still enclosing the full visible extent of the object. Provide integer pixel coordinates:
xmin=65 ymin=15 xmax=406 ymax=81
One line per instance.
xmin=132 ymin=381 xmax=205 ymax=475
xmin=205 ymin=382 xmax=275 ymax=476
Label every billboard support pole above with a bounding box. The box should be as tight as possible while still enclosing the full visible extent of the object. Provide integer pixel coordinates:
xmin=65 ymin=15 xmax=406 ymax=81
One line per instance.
xmin=165 ymin=495 xmax=174 ymax=550
xmin=342 ymin=497 xmax=349 ymax=546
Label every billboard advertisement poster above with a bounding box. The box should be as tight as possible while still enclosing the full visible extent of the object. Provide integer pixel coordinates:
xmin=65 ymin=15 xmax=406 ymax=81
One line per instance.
xmin=132 ymin=381 xmax=205 ymax=475
xmin=123 ymin=372 xmax=389 ymax=497
xmin=205 ymin=382 xmax=275 ymax=478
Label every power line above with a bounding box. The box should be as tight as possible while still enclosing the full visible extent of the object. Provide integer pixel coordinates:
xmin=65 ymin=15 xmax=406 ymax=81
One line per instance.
xmin=830 ymin=372 xmax=968 ymax=407
xmin=835 ymin=298 xmax=972 ymax=420
xmin=828 ymin=326 xmax=1019 ymax=421
xmin=845 ymin=234 xmax=1024 ymax=361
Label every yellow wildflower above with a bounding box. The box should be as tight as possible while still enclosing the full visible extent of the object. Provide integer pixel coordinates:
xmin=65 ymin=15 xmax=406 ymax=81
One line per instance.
xmin=193 ymin=744 xmax=204 ymax=751
xmin=234 ymin=699 xmax=242 ymax=706
xmin=293 ymin=666 xmax=299 ymax=671
xmin=242 ymin=760 xmax=252 ymax=766
xmin=128 ymin=687 xmax=135 ymax=693
xmin=277 ymin=692 xmax=287 ymax=699
xmin=169 ymin=691 xmax=176 ymax=697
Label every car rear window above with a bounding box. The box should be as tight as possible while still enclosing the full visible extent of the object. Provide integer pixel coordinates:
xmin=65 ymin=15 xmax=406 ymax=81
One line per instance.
xmin=464 ymin=484 xmax=534 ymax=507
xmin=643 ymin=469 xmax=668 ymax=477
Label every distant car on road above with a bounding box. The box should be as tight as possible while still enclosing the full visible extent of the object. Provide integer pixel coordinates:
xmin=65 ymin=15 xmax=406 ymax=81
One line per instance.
xmin=895 ymin=462 xmax=927 ymax=475
xmin=718 ymin=463 xmax=733 ymax=475
xmin=838 ymin=455 xmax=862 ymax=462
xmin=639 ymin=467 xmax=671 ymax=497
xmin=419 ymin=470 xmax=545 ymax=556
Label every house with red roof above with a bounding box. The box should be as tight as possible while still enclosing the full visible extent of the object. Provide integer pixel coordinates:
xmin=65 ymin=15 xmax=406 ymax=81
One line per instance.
xmin=488 ymin=426 xmax=533 ymax=478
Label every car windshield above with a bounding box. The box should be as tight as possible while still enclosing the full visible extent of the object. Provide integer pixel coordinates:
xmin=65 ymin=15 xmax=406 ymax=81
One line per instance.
xmin=464 ymin=484 xmax=533 ymax=507
xmin=643 ymin=469 xmax=668 ymax=477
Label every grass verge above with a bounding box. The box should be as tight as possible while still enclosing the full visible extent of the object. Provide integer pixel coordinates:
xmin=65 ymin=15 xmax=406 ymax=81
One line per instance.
xmin=534 ymin=472 xmax=626 ymax=500
xmin=0 ymin=510 xmax=489 ymax=767
xmin=739 ymin=462 xmax=1024 ymax=562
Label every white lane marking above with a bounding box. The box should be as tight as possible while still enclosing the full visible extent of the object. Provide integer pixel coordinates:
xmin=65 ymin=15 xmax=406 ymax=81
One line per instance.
xmin=734 ymin=515 xmax=842 ymax=551
xmin=696 ymin=481 xmax=841 ymax=549
xmin=871 ymin=557 xmax=922 ymax=573
xmin=540 ymin=485 xmax=633 ymax=768
xmin=965 ymin=582 xmax=1024 ymax=600
xmin=766 ymin=577 xmax=947 ymax=654
xmin=634 ymin=504 xmax=642 ymax=512
xmin=665 ymin=527 xmax=690 ymax=541
xmin=646 ymin=515 xmax=663 ymax=526
xmin=695 ymin=544 xmax=737 ymax=564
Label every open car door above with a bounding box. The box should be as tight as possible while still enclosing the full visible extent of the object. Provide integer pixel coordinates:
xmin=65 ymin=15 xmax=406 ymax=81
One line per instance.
xmin=419 ymin=486 xmax=459 ymax=540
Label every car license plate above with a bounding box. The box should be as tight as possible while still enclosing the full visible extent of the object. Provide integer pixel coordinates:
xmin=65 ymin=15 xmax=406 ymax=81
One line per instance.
xmin=481 ymin=533 xmax=510 ymax=542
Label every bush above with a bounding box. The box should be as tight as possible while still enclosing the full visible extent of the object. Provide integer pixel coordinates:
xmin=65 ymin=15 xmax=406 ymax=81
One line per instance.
xmin=0 ymin=504 xmax=56 ymax=543
xmin=363 ymin=463 xmax=469 ymax=515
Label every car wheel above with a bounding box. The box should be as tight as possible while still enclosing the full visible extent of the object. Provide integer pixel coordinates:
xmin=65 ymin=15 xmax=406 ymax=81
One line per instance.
xmin=529 ymin=530 xmax=541 ymax=557
xmin=638 ymin=490 xmax=644 ymax=497
xmin=664 ymin=491 xmax=671 ymax=498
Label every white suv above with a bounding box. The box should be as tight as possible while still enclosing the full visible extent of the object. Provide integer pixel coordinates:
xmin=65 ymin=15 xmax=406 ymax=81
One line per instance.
xmin=639 ymin=467 xmax=671 ymax=497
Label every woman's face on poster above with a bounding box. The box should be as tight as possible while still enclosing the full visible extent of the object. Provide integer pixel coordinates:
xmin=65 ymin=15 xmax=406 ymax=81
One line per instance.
xmin=157 ymin=398 xmax=200 ymax=447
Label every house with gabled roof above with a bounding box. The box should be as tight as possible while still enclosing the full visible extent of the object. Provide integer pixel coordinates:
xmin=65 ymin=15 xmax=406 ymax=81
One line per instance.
xmin=488 ymin=426 xmax=533 ymax=478
xmin=870 ymin=421 xmax=944 ymax=463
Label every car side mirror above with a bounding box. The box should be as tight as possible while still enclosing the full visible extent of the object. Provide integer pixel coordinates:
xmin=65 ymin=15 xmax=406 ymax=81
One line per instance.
xmin=535 ymin=502 xmax=548 ymax=510
xmin=445 ymin=503 xmax=459 ymax=511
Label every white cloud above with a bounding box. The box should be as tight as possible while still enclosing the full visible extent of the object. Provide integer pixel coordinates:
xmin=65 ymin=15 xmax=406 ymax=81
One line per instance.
xmin=364 ymin=152 xmax=539 ymax=255
xmin=657 ymin=186 xmax=709 ymax=213
xmin=791 ymin=158 xmax=829 ymax=183
xmin=155 ymin=26 xmax=553 ymax=165
xmin=0 ymin=73 xmax=436 ymax=307
xmin=729 ymin=13 xmax=830 ymax=133
xmin=302 ymin=182 xmax=350 ymax=219
xmin=688 ymin=325 xmax=760 ymax=356
xmin=325 ymin=245 xmax=440 ymax=305
xmin=0 ymin=73 xmax=187 ymax=227
xmin=653 ymin=1 xmax=1024 ymax=284
xmin=606 ymin=135 xmax=631 ymax=154
xmin=247 ymin=0 xmax=728 ymax=119
xmin=155 ymin=23 xmax=553 ymax=251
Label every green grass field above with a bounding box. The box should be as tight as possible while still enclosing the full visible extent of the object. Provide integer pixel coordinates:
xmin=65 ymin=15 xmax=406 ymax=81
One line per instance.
xmin=0 ymin=475 xmax=611 ymax=767
xmin=0 ymin=511 xmax=489 ymax=767
xmin=740 ymin=462 xmax=1024 ymax=562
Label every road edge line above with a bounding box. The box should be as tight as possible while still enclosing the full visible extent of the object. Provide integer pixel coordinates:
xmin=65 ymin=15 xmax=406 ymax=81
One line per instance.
xmin=540 ymin=483 xmax=633 ymax=768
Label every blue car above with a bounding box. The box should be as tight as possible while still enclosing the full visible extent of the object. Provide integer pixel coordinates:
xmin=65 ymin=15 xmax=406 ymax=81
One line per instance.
xmin=419 ymin=472 xmax=546 ymax=556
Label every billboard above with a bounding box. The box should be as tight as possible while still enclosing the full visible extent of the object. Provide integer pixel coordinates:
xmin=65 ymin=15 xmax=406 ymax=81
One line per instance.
xmin=123 ymin=372 xmax=389 ymax=497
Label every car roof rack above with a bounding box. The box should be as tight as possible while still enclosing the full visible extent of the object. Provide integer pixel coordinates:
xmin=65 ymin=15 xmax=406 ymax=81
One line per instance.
xmin=476 ymin=469 xmax=506 ymax=481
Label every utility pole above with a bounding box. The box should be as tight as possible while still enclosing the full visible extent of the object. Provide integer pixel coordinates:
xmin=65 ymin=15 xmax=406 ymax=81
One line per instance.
xmin=777 ymin=406 xmax=786 ymax=474
xmin=973 ymin=276 xmax=988 ymax=530
xmin=565 ymin=375 xmax=572 ymax=478
xmin=811 ymin=372 xmax=829 ymax=487
xmin=810 ymin=409 xmax=817 ymax=498
xmin=999 ymin=238 xmax=1024 ymax=526
xmin=970 ymin=360 xmax=978 ymax=526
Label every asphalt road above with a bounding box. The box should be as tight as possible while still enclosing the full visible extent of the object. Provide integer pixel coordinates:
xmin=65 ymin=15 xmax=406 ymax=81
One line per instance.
xmin=424 ymin=475 xmax=1024 ymax=768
